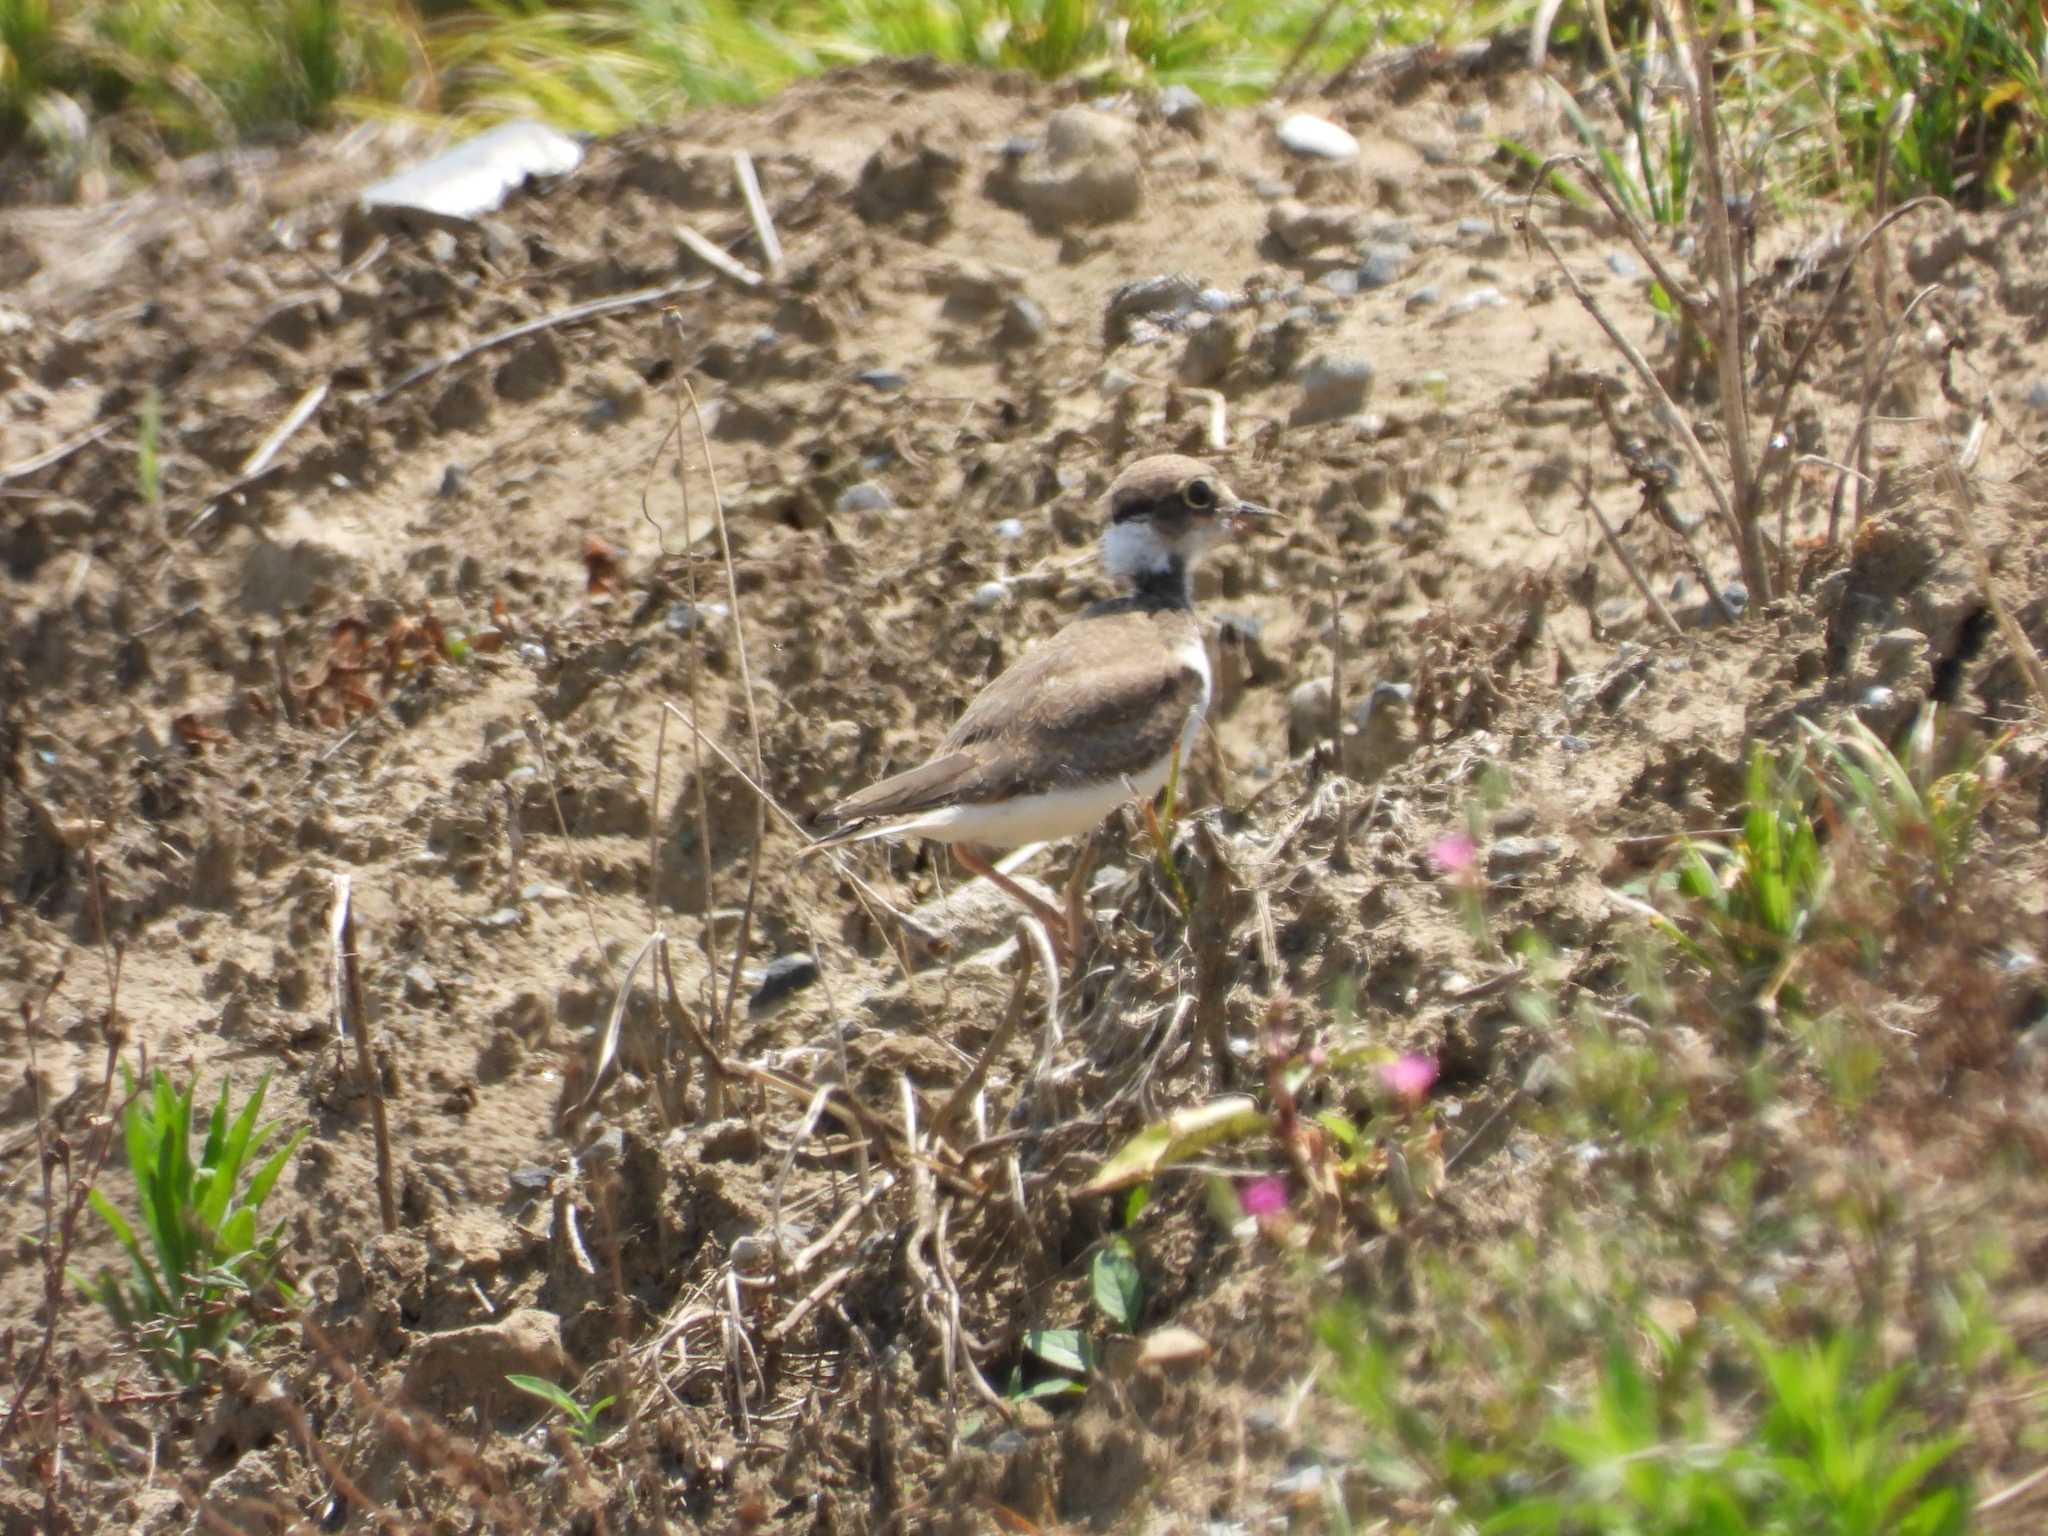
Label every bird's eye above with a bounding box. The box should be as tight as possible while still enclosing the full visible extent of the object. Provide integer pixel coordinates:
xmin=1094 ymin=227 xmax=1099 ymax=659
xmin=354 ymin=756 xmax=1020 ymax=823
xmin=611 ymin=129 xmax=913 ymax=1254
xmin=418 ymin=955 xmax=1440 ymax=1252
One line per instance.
xmin=1182 ymin=479 xmax=1216 ymax=510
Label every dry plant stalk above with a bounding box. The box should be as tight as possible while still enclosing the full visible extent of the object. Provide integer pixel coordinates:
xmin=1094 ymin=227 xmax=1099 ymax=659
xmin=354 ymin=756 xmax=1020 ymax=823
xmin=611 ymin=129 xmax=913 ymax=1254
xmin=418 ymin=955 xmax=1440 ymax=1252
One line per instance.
xmin=329 ymin=876 xmax=398 ymax=1234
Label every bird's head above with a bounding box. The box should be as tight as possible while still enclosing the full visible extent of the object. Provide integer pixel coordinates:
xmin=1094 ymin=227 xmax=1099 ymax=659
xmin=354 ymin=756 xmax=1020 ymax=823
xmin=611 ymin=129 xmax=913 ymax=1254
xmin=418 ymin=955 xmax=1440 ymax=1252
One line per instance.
xmin=1098 ymin=454 xmax=1278 ymax=597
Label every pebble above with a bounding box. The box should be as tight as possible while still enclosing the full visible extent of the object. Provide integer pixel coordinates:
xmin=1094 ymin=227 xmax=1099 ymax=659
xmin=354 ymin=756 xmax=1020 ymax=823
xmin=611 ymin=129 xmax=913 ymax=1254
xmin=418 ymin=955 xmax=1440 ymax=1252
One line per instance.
xmin=1445 ymin=286 xmax=1506 ymax=317
xmin=1158 ymin=84 xmax=1204 ymax=131
xmin=1357 ymin=245 xmax=1411 ymax=289
xmin=508 ymin=1166 xmax=553 ymax=1195
xmin=1276 ymin=111 xmax=1360 ymax=161
xmin=835 ymin=481 xmax=893 ymax=515
xmin=1607 ymin=251 xmax=1643 ymax=279
xmin=855 ymin=368 xmax=908 ymax=392
xmin=1489 ymin=836 xmax=1562 ymax=872
xmin=1012 ymin=107 xmax=1143 ymax=226
xmin=995 ymin=517 xmax=1025 ymax=541
xmin=2027 ymin=380 xmax=2048 ymax=413
xmin=1404 ymin=285 xmax=1441 ymax=311
xmin=665 ymin=601 xmax=728 ymax=633
xmin=999 ymin=295 xmax=1049 ymax=346
xmin=1292 ymin=353 xmax=1374 ymax=426
xmin=747 ymin=952 xmax=821 ymax=1019
xmin=1456 ymin=216 xmax=1490 ymax=239
xmin=1104 ymin=272 xmax=1205 ymax=345
xmin=437 ymin=464 xmax=466 ymax=497
xmin=1287 ymin=677 xmax=1333 ymax=751
xmin=971 ymin=581 xmax=1011 ymax=610
xmin=1320 ymin=269 xmax=1361 ymax=297
xmin=1196 ymin=287 xmax=1237 ymax=313
xmin=1559 ymin=734 xmax=1593 ymax=753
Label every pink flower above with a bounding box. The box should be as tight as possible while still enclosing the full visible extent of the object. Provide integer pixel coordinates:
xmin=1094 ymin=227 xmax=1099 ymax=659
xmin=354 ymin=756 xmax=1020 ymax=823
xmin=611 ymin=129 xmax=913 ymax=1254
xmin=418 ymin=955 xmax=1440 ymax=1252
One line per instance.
xmin=1429 ymin=833 xmax=1478 ymax=877
xmin=1237 ymin=1175 xmax=1290 ymax=1217
xmin=1380 ymin=1053 xmax=1438 ymax=1106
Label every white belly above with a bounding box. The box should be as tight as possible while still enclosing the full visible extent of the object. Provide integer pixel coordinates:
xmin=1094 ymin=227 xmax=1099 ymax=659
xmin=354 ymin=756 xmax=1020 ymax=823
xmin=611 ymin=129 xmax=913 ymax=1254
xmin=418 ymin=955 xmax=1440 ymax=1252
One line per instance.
xmin=905 ymin=634 xmax=1210 ymax=849
xmin=907 ymin=752 xmax=1178 ymax=847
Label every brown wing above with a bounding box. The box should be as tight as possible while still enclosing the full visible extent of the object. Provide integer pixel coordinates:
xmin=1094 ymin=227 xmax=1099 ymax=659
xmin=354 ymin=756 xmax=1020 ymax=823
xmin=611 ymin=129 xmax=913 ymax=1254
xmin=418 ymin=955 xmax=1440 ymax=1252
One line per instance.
xmin=818 ymin=610 xmax=1204 ymax=826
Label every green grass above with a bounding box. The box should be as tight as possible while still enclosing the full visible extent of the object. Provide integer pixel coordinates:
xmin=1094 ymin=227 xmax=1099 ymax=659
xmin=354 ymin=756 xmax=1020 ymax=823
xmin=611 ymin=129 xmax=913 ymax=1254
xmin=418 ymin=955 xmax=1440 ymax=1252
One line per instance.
xmin=15 ymin=0 xmax=2048 ymax=213
xmin=76 ymin=1069 xmax=307 ymax=1383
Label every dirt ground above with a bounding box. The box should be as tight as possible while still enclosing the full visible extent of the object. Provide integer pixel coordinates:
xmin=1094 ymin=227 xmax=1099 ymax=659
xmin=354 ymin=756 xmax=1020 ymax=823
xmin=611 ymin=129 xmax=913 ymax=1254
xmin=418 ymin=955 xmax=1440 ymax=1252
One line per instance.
xmin=5 ymin=51 xmax=2047 ymax=1535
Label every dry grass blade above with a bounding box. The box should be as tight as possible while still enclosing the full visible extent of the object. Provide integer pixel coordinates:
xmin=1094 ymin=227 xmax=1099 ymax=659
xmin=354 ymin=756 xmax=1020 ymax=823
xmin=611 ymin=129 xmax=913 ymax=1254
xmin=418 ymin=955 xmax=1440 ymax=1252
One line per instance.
xmin=733 ymin=151 xmax=783 ymax=278
xmin=677 ymin=376 xmax=772 ymax=1045
xmin=578 ymin=930 xmax=666 ymax=1115
xmin=1588 ymin=496 xmax=1684 ymax=638
xmin=932 ymin=944 xmax=1037 ymax=1144
xmin=329 ymin=875 xmax=397 ymax=1234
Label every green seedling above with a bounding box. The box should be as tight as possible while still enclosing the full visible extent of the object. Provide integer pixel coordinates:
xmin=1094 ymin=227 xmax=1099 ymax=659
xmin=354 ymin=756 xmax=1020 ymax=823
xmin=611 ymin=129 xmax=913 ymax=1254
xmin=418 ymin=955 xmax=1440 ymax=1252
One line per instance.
xmin=77 ymin=1068 xmax=306 ymax=1383
xmin=505 ymin=1374 xmax=615 ymax=1444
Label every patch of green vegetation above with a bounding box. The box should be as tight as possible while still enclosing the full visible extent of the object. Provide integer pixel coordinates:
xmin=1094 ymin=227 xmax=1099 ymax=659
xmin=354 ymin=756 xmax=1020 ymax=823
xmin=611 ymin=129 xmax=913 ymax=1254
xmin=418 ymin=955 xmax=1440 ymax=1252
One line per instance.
xmin=1767 ymin=0 xmax=2048 ymax=204
xmin=506 ymin=1373 xmax=616 ymax=1444
xmin=76 ymin=1069 xmax=307 ymax=1384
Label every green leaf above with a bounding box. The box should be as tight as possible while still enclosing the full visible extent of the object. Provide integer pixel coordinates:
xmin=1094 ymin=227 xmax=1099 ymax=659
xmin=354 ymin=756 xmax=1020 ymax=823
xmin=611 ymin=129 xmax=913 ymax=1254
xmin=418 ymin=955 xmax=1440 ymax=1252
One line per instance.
xmin=1090 ymin=1238 xmax=1142 ymax=1331
xmin=1080 ymin=1096 xmax=1269 ymax=1193
xmin=505 ymin=1374 xmax=580 ymax=1416
xmin=1024 ymin=1328 xmax=1092 ymax=1376
xmin=242 ymin=1126 xmax=307 ymax=1214
xmin=1008 ymin=1375 xmax=1086 ymax=1401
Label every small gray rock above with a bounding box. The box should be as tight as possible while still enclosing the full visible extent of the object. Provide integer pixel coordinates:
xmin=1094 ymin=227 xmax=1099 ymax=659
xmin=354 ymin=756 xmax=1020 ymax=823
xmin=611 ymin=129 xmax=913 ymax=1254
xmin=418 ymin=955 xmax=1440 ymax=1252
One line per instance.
xmin=1455 ymin=216 xmax=1490 ymax=239
xmin=999 ymin=295 xmax=1049 ymax=346
xmin=1404 ymin=285 xmax=1441 ymax=311
xmin=1104 ymin=272 xmax=1205 ymax=346
xmin=1489 ymin=835 xmax=1562 ymax=873
xmin=1357 ymin=245 xmax=1412 ymax=289
xmin=1320 ymin=269 xmax=1361 ymax=297
xmin=1292 ymin=353 xmax=1374 ymax=426
xmin=835 ymin=481 xmax=893 ymax=515
xmin=1157 ymin=84 xmax=1204 ymax=132
xmin=856 ymin=368 xmax=908 ymax=392
xmin=1607 ymin=251 xmax=1643 ymax=279
xmin=971 ymin=580 xmax=1011 ymax=610
xmin=748 ymin=952 xmax=820 ymax=1019
xmin=1012 ymin=107 xmax=1144 ymax=227
xmin=2027 ymin=380 xmax=2048 ymax=413
xmin=1288 ymin=677 xmax=1333 ymax=752
xmin=995 ymin=517 xmax=1025 ymax=540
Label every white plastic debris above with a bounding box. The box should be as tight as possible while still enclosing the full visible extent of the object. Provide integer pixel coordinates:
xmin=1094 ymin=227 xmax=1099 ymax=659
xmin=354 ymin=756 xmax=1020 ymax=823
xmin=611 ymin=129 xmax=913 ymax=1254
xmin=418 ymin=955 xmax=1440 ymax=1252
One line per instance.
xmin=361 ymin=121 xmax=583 ymax=223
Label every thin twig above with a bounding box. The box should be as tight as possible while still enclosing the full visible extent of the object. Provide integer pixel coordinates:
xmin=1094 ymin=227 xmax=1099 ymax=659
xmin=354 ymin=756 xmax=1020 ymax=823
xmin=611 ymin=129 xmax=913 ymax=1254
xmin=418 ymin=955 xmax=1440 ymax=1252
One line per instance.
xmin=1518 ymin=211 xmax=1743 ymax=559
xmin=331 ymin=876 xmax=398 ymax=1233
xmin=372 ymin=279 xmax=709 ymax=404
xmin=932 ymin=946 xmax=1035 ymax=1144
xmin=524 ymin=717 xmax=607 ymax=964
xmin=1588 ymin=498 xmax=1685 ymax=637
xmin=674 ymin=223 xmax=763 ymax=289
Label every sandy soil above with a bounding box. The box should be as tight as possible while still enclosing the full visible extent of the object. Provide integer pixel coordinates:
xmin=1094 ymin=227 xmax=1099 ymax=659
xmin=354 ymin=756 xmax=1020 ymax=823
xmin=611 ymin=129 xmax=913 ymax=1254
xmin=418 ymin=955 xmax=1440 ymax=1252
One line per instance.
xmin=4 ymin=53 xmax=2046 ymax=1535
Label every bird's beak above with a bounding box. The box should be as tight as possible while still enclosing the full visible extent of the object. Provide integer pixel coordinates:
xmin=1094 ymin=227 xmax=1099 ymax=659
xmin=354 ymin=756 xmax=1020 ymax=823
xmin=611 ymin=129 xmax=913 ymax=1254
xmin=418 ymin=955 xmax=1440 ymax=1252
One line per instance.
xmin=1225 ymin=499 xmax=1283 ymax=536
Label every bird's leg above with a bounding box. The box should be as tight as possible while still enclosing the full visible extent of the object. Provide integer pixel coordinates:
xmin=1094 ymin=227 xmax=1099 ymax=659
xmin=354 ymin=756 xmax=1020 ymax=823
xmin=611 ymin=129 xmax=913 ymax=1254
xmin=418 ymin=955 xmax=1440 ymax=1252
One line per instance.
xmin=953 ymin=844 xmax=1076 ymax=964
